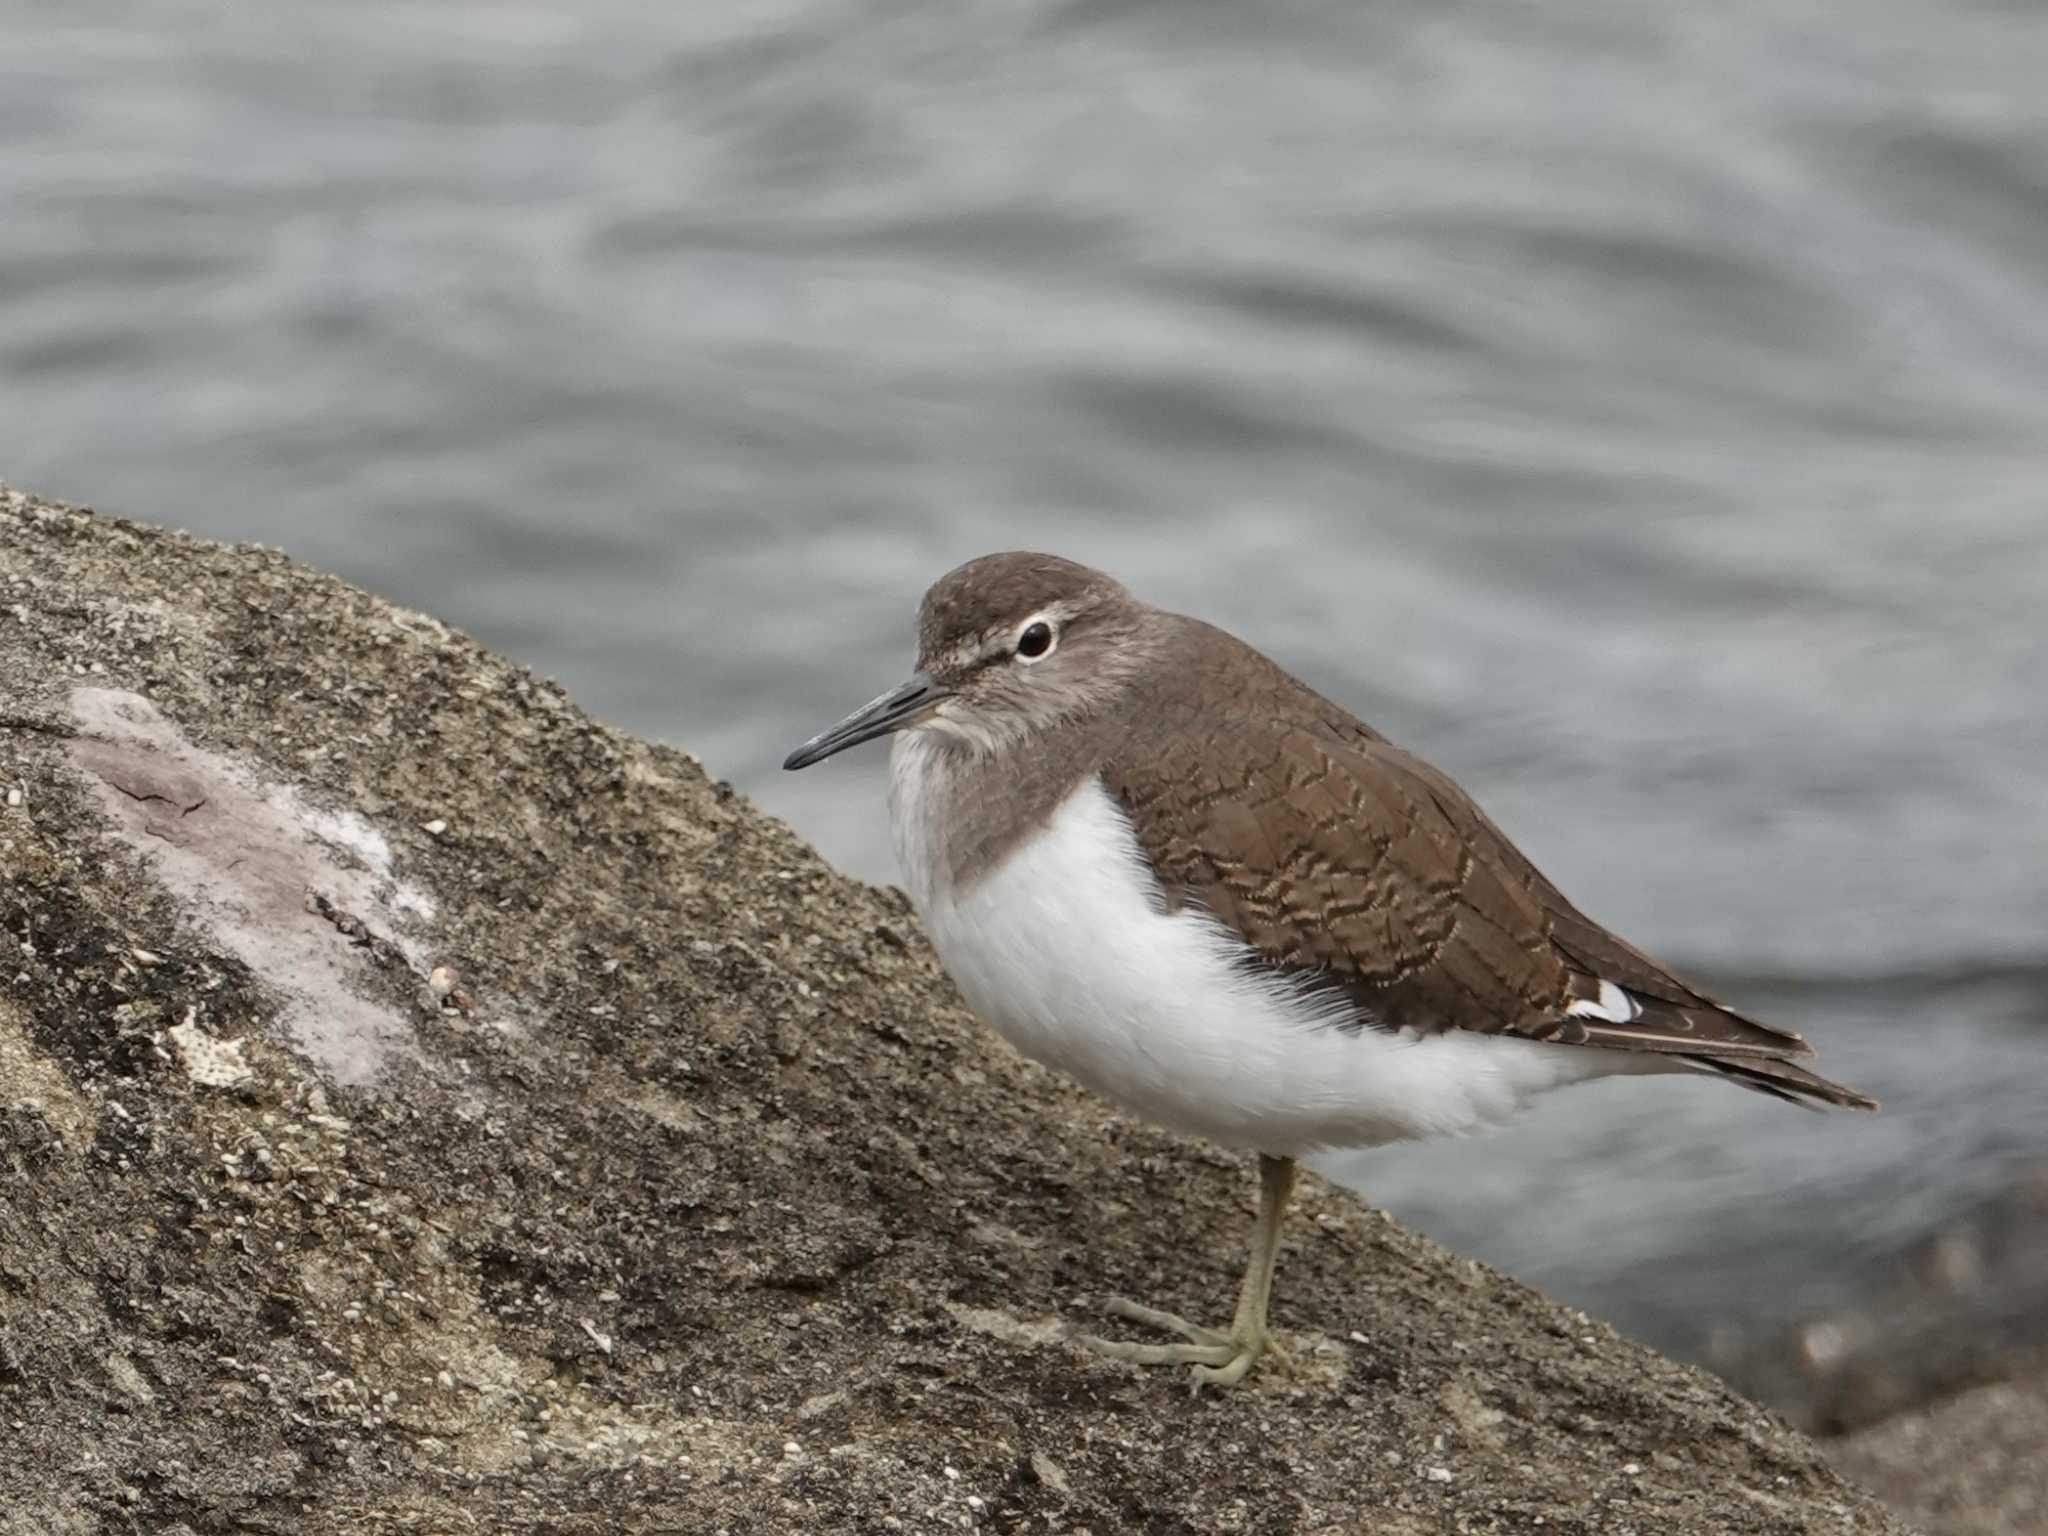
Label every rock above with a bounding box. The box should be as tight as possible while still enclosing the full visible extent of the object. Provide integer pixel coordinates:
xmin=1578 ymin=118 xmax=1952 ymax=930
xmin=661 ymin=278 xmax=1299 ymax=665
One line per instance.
xmin=0 ymin=484 xmax=1909 ymax=1533
xmin=1828 ymin=1369 xmax=2048 ymax=1536
xmin=1712 ymin=1164 xmax=2048 ymax=1436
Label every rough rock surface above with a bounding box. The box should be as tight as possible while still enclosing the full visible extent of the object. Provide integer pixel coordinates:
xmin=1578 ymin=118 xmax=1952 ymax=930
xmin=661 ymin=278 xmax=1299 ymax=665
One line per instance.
xmin=1828 ymin=1370 xmax=2048 ymax=1536
xmin=0 ymin=484 xmax=1911 ymax=1534
xmin=1719 ymin=1164 xmax=2048 ymax=1438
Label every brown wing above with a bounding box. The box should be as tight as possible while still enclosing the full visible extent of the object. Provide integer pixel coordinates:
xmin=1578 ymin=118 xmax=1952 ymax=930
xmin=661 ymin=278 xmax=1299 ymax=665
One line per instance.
xmin=1101 ymin=621 xmax=1875 ymax=1108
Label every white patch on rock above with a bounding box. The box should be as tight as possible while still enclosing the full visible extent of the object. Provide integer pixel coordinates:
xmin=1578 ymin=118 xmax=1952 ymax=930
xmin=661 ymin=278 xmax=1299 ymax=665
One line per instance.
xmin=298 ymin=806 xmax=437 ymax=924
xmin=66 ymin=687 xmax=436 ymax=1087
xmin=167 ymin=1012 xmax=254 ymax=1090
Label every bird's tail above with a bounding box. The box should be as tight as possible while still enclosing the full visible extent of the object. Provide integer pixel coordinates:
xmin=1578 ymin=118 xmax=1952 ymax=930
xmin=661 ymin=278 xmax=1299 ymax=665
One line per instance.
xmin=1686 ymin=1053 xmax=1878 ymax=1112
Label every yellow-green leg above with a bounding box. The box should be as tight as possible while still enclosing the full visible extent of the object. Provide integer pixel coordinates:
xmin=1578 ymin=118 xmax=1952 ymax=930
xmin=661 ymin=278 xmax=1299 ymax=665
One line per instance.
xmin=1074 ymin=1154 xmax=1296 ymax=1388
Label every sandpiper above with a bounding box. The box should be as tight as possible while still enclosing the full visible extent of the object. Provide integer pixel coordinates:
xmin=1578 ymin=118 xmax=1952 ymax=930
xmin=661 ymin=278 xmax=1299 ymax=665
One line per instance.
xmin=785 ymin=552 xmax=1874 ymax=1387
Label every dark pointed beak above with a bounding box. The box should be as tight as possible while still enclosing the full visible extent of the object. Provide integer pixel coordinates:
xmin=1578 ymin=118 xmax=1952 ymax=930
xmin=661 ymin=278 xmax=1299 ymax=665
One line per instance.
xmin=783 ymin=672 xmax=949 ymax=770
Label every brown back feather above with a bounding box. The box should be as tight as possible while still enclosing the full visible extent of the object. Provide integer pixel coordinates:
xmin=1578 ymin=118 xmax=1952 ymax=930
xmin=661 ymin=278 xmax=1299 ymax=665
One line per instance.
xmin=1100 ymin=614 xmax=1862 ymax=1092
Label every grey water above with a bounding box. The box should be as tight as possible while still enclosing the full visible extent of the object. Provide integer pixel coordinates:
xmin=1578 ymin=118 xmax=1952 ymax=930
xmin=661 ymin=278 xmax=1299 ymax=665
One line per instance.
xmin=6 ymin=1 xmax=2047 ymax=1404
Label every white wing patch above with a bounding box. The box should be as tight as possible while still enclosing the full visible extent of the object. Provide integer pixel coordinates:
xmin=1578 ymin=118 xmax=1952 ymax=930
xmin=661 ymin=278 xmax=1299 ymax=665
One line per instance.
xmin=1566 ymin=978 xmax=1644 ymax=1024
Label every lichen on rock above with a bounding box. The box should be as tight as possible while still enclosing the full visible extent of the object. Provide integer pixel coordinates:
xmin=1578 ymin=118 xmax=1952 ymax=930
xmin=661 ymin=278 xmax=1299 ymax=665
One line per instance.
xmin=0 ymin=484 xmax=1910 ymax=1533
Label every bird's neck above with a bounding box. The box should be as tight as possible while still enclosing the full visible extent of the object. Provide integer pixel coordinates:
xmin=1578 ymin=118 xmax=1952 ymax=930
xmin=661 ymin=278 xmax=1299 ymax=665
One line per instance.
xmin=888 ymin=718 xmax=1109 ymax=909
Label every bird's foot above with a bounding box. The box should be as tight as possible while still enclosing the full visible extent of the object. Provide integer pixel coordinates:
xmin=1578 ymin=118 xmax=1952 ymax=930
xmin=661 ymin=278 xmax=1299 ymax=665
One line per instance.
xmin=1071 ymin=1296 xmax=1289 ymax=1388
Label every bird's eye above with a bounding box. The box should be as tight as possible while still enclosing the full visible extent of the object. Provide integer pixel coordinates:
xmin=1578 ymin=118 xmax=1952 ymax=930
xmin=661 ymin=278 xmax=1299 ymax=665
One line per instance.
xmin=1015 ymin=620 xmax=1055 ymax=661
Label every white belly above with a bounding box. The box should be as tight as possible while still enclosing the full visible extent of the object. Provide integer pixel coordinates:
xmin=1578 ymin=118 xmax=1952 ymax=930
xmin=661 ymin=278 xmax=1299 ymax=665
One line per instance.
xmin=890 ymin=744 xmax=1618 ymax=1156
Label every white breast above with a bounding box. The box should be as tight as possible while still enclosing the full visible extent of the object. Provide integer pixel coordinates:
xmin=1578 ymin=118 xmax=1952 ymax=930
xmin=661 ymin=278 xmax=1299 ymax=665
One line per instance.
xmin=889 ymin=737 xmax=1628 ymax=1156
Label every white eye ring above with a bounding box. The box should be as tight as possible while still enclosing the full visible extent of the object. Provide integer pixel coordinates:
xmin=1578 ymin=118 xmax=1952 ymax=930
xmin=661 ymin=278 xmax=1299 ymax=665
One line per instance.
xmin=1014 ymin=617 xmax=1057 ymax=664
